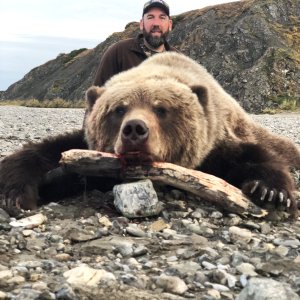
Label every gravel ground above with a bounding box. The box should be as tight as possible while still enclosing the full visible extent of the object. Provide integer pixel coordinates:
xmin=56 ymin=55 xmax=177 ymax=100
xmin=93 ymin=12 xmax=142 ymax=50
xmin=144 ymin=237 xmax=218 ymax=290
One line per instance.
xmin=0 ymin=106 xmax=300 ymax=299
xmin=0 ymin=106 xmax=299 ymax=158
xmin=0 ymin=106 xmax=84 ymax=158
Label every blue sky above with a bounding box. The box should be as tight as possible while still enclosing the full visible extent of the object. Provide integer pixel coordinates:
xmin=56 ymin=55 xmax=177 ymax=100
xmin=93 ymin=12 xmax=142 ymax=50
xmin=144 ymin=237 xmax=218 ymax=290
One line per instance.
xmin=0 ymin=0 xmax=239 ymax=91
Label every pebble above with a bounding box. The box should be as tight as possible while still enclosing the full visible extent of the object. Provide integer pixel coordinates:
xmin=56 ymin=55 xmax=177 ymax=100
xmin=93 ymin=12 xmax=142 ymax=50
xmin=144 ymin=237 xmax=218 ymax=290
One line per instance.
xmin=236 ymin=263 xmax=258 ymax=277
xmin=32 ymin=281 xmax=48 ymax=291
xmin=113 ymin=179 xmax=164 ymax=218
xmin=237 ymin=278 xmax=299 ymax=300
xmin=63 ymin=265 xmax=116 ymax=287
xmin=22 ymin=229 xmax=33 ymax=237
xmin=156 ymin=274 xmax=188 ymax=295
xmin=260 ymin=223 xmax=272 ymax=234
xmin=229 ymin=226 xmax=252 ymax=244
xmin=55 ymin=253 xmax=71 ymax=261
xmin=170 ymin=261 xmax=201 ymax=277
xmin=55 ymin=284 xmax=77 ymax=300
xmin=202 ymin=261 xmax=217 ymax=270
xmin=148 ymin=219 xmax=170 ymax=232
xmin=133 ymin=245 xmax=148 ymax=257
xmin=274 ymin=245 xmax=290 ymax=257
xmin=182 ymin=219 xmax=214 ymax=236
xmin=190 ymin=208 xmax=207 ymax=219
xmin=117 ymin=244 xmax=133 ymax=257
xmin=258 ymin=262 xmax=284 ymax=276
xmin=7 ymin=275 xmax=25 ymax=285
xmin=273 ymin=238 xmax=300 ymax=248
xmin=67 ymin=228 xmax=97 ymax=242
xmin=98 ymin=216 xmax=113 ymax=228
xmin=9 ymin=213 xmax=47 ymax=228
xmin=211 ymin=211 xmax=223 ymax=219
xmin=126 ymin=224 xmax=147 ymax=237
xmin=0 ymin=270 xmax=13 ymax=282
xmin=207 ymin=289 xmax=221 ymax=298
xmin=205 ymin=282 xmax=230 ymax=292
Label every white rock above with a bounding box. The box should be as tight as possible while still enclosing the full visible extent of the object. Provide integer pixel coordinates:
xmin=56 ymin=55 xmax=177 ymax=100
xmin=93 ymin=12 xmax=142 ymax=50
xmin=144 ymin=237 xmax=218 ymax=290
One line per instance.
xmin=32 ymin=281 xmax=48 ymax=291
xmin=156 ymin=274 xmax=188 ymax=295
xmin=22 ymin=229 xmax=33 ymax=237
xmin=273 ymin=238 xmax=300 ymax=248
xmin=207 ymin=289 xmax=221 ymax=299
xmin=7 ymin=275 xmax=25 ymax=285
xmin=237 ymin=278 xmax=299 ymax=300
xmin=274 ymin=245 xmax=289 ymax=257
xmin=225 ymin=272 xmax=238 ymax=288
xmin=113 ymin=179 xmax=164 ymax=218
xmin=170 ymin=261 xmax=201 ymax=276
xmin=240 ymin=274 xmax=248 ymax=287
xmin=63 ymin=265 xmax=116 ymax=287
xmin=126 ymin=224 xmax=147 ymax=237
xmin=10 ymin=213 xmax=47 ymax=228
xmin=202 ymin=261 xmax=217 ymax=270
xmin=236 ymin=263 xmax=258 ymax=277
xmin=98 ymin=216 xmax=113 ymax=228
xmin=229 ymin=226 xmax=252 ymax=244
xmin=205 ymin=282 xmax=230 ymax=292
xmin=0 ymin=270 xmax=13 ymax=282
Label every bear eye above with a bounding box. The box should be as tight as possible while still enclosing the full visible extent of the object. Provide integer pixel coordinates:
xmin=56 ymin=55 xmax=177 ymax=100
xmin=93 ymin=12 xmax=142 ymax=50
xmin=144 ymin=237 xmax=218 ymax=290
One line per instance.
xmin=115 ymin=105 xmax=127 ymax=117
xmin=153 ymin=106 xmax=168 ymax=118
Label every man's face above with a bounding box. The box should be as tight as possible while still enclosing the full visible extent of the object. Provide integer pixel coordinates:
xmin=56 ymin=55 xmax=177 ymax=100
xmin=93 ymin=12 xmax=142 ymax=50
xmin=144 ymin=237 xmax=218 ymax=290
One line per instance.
xmin=140 ymin=7 xmax=172 ymax=49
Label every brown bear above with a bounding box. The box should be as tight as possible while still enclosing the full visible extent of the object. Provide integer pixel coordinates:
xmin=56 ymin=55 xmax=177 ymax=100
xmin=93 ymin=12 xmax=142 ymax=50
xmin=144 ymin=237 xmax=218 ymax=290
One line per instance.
xmin=1 ymin=52 xmax=300 ymax=216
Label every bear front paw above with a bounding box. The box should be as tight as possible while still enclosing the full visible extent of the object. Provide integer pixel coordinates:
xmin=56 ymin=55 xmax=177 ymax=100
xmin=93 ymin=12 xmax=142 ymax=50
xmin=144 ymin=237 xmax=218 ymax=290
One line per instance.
xmin=242 ymin=180 xmax=298 ymax=215
xmin=0 ymin=185 xmax=39 ymax=212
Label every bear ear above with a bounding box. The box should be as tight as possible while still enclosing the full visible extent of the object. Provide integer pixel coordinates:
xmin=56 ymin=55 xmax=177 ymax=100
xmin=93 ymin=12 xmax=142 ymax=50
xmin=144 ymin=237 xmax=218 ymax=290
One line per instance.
xmin=190 ymin=85 xmax=208 ymax=106
xmin=86 ymin=86 xmax=106 ymax=111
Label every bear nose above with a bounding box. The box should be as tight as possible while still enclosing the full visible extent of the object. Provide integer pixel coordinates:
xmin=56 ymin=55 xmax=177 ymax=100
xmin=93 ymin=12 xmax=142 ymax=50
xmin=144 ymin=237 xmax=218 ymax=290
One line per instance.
xmin=122 ymin=119 xmax=149 ymax=145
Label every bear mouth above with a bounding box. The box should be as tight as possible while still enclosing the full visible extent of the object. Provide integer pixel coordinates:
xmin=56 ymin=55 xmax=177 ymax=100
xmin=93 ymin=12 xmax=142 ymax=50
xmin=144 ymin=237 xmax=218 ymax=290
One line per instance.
xmin=119 ymin=151 xmax=157 ymax=165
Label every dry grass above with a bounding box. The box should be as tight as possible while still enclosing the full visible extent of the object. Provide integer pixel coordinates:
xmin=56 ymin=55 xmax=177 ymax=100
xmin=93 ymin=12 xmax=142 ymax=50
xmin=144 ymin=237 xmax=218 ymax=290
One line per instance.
xmin=0 ymin=98 xmax=85 ymax=108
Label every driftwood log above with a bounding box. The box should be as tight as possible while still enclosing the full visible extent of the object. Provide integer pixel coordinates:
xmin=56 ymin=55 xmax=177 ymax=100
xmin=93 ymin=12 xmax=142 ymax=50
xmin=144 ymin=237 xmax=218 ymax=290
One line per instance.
xmin=60 ymin=149 xmax=267 ymax=217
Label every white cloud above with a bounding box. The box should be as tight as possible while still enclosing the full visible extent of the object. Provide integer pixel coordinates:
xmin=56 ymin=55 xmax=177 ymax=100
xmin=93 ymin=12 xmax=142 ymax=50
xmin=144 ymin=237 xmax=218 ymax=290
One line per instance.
xmin=0 ymin=0 xmax=239 ymax=40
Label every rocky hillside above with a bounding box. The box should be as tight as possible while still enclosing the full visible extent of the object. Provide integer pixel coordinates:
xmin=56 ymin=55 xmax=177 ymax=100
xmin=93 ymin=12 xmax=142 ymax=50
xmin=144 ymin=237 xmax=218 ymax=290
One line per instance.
xmin=2 ymin=0 xmax=300 ymax=113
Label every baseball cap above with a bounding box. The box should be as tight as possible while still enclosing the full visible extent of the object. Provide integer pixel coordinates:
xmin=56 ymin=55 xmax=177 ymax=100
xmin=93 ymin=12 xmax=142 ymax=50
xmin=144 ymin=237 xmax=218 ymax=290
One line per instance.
xmin=143 ymin=0 xmax=170 ymax=16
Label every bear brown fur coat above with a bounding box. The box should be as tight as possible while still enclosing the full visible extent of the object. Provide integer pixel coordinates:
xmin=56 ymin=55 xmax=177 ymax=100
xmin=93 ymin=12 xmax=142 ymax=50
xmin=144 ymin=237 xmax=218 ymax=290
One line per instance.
xmin=1 ymin=52 xmax=299 ymax=216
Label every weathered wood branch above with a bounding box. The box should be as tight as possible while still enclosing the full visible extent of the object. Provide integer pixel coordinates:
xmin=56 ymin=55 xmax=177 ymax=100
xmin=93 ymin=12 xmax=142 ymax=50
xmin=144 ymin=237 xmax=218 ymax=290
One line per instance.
xmin=60 ymin=149 xmax=267 ymax=217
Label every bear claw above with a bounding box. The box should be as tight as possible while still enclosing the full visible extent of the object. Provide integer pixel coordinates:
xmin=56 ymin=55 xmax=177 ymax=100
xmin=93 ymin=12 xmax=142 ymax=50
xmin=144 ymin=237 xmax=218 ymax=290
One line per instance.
xmin=260 ymin=188 xmax=268 ymax=201
xmin=242 ymin=180 xmax=295 ymax=212
xmin=250 ymin=181 xmax=259 ymax=194
xmin=279 ymin=192 xmax=284 ymax=202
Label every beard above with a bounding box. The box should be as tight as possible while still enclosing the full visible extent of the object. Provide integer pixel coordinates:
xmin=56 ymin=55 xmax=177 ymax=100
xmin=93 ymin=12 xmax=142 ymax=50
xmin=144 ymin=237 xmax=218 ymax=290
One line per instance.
xmin=143 ymin=27 xmax=169 ymax=49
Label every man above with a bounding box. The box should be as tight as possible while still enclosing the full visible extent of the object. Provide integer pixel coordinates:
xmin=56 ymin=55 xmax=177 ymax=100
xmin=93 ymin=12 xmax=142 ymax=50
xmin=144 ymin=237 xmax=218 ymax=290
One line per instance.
xmin=93 ymin=0 xmax=177 ymax=87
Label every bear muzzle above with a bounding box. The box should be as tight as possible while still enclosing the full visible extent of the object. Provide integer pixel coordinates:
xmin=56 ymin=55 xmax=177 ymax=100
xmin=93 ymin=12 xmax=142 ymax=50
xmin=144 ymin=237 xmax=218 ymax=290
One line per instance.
xmin=122 ymin=119 xmax=149 ymax=146
xmin=115 ymin=119 xmax=153 ymax=161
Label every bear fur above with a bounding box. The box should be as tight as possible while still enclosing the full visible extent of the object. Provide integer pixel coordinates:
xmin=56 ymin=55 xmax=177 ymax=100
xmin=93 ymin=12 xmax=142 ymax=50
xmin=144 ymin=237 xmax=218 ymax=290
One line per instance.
xmin=0 ymin=52 xmax=300 ymax=216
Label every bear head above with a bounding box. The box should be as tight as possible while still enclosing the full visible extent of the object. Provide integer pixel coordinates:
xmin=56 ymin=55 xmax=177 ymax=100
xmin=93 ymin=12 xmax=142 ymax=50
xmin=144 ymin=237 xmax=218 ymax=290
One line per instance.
xmin=84 ymin=71 xmax=214 ymax=169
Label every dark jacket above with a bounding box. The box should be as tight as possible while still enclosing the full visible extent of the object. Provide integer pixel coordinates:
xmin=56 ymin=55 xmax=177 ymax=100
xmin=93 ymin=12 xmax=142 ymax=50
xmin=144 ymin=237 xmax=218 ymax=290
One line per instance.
xmin=93 ymin=34 xmax=178 ymax=86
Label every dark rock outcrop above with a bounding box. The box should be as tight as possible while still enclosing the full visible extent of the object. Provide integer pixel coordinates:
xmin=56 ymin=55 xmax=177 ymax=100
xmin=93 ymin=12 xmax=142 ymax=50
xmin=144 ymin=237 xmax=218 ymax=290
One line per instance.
xmin=2 ymin=0 xmax=300 ymax=112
